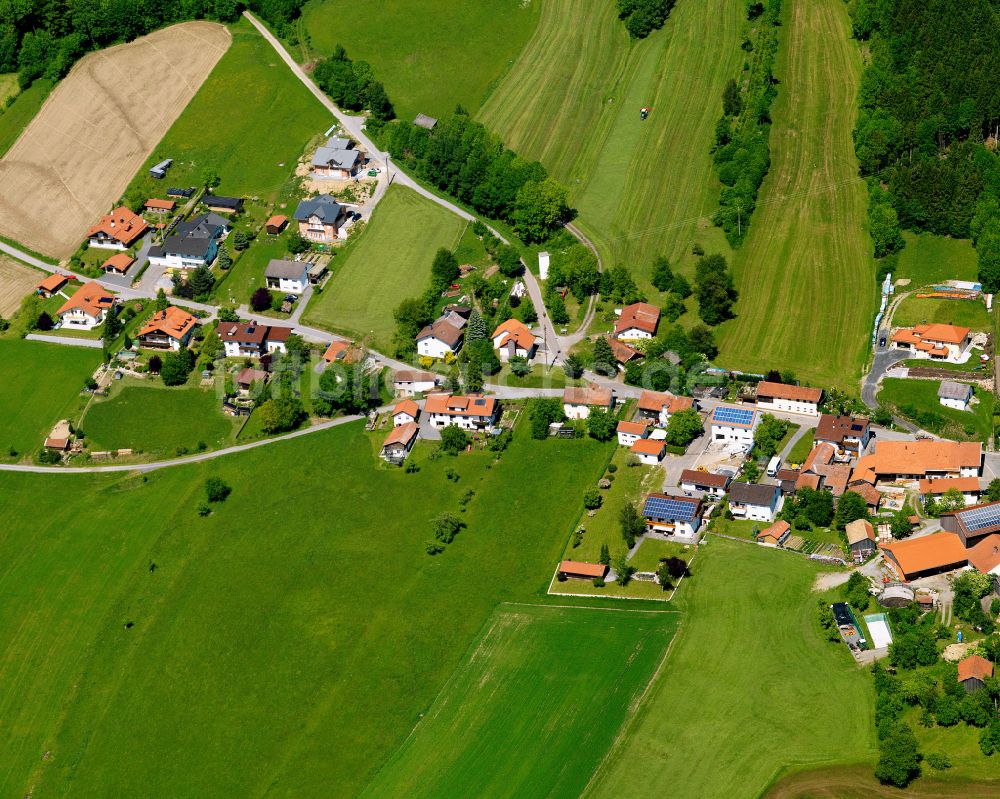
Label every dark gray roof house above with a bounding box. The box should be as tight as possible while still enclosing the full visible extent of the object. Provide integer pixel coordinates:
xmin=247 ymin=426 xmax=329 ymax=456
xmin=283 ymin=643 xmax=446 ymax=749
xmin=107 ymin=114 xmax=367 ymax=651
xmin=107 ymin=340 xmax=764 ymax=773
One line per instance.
xmin=293 ymin=194 xmax=343 ymax=222
xmin=325 ymin=136 xmax=352 ymax=150
xmin=174 ymin=214 xmax=227 ymax=240
xmin=728 ymin=482 xmax=781 ymax=508
xmin=938 ymin=380 xmax=973 ymax=402
xmin=204 ymin=195 xmax=243 ymax=212
xmin=311 ymin=147 xmax=360 ymax=170
xmin=265 ymin=259 xmax=307 ymax=280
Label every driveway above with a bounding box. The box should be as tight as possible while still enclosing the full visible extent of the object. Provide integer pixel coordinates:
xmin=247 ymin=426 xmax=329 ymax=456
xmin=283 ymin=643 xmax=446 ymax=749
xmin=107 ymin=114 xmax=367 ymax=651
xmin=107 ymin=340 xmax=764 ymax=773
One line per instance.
xmin=25 ymin=333 xmax=104 ymax=349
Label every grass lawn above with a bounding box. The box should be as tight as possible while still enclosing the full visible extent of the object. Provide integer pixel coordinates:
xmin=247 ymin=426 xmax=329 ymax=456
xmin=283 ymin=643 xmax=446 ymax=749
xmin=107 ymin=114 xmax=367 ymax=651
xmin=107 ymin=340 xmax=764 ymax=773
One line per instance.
xmin=211 ymin=234 xmax=287 ymax=305
xmin=583 ymin=538 xmax=874 ymax=799
xmin=902 ymin=358 xmax=990 ymax=373
xmin=0 ymin=78 xmax=52 ymax=158
xmin=893 ymin=231 xmax=979 ymax=286
xmin=0 ymin=417 xmax=612 ymax=797
xmin=360 ymin=603 xmax=677 ymax=798
xmin=304 ymin=186 xmax=466 ymax=349
xmin=480 ymin=0 xmax=741 ymax=285
xmin=878 ymin=378 xmax=993 ymax=442
xmin=81 ymin=380 xmax=239 ymax=455
xmin=786 ymin=428 xmax=814 ymax=466
xmin=628 ymin=537 xmax=692 ymax=572
xmin=707 ymin=517 xmax=764 ymax=539
xmin=123 ymin=19 xmax=329 ymax=203
xmin=493 ymin=363 xmax=577 ymax=389
xmin=299 ymin=0 xmax=540 ymax=121
xmin=716 ymin=0 xmax=875 ymax=391
xmin=892 ymin=296 xmax=993 ymax=331
xmin=0 ymin=338 xmax=96 ymax=460
xmin=0 ymin=73 xmax=17 ymax=105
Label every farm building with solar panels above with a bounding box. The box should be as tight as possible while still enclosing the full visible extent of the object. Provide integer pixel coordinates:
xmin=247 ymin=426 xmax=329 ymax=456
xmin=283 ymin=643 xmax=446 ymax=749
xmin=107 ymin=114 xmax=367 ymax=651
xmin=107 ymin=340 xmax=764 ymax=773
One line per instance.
xmin=708 ymin=404 xmax=759 ymax=448
xmin=642 ymin=493 xmax=703 ymax=539
xmin=941 ymin=501 xmax=1000 ymax=547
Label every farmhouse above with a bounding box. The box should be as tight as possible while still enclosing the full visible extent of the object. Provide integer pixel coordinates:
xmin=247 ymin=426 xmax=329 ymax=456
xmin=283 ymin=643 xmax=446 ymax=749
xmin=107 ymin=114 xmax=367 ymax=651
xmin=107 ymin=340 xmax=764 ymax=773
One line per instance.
xmin=814 ymin=414 xmax=871 ymax=459
xmin=755 ymin=519 xmax=791 ymax=547
xmin=416 ymin=318 xmax=464 ymax=359
xmin=940 ymin=501 xmax=1000 ymax=547
xmin=393 ymin=399 xmax=420 ymax=426
xmin=101 ymin=252 xmax=134 ymax=275
xmin=424 ymin=393 xmax=500 ymax=430
xmin=56 ymin=281 xmax=114 ymax=329
xmin=203 ymin=195 xmax=243 ymax=214
xmin=616 ymin=420 xmax=648 ymax=447
xmin=679 ymin=469 xmax=731 ymax=498
xmin=293 ymin=194 xmax=345 ymax=242
xmin=558 ymin=560 xmax=607 ymax=581
xmin=36 ymin=273 xmax=67 ymax=298
xmin=938 ymin=380 xmax=973 ymax=411
xmin=311 ymin=141 xmax=362 ymax=179
xmin=265 ymin=259 xmax=309 ymax=294
xmin=87 ymin=206 xmax=148 ymax=249
xmin=880 ymin=532 xmax=968 ymax=581
xmin=852 ymin=441 xmax=982 ymax=484
xmin=892 ymin=323 xmax=971 ymax=362
xmin=147 ymin=213 xmax=228 ymax=270
xmin=563 ymin=385 xmax=614 ymax=420
xmin=43 ymin=419 xmax=72 ymax=452
xmin=631 ymin=438 xmax=666 ymax=465
xmin=381 ymin=421 xmax=419 ymax=463
xmin=144 ymin=198 xmax=175 ymax=214
xmin=393 ymin=369 xmax=440 ymax=396
xmin=845 ymin=519 xmax=877 ymax=563
xmin=217 ymin=321 xmax=293 ymax=358
xmin=728 ymin=482 xmax=782 ymax=522
xmin=636 ymin=390 xmax=695 ymax=427
xmin=265 ymin=215 xmax=288 ymax=235
xmin=136 ymin=306 xmax=196 ymax=350
xmin=957 ymin=655 xmax=994 ymax=693
xmin=613 ymin=302 xmax=660 ymax=339
xmin=642 ymin=493 xmax=702 ymax=537
xmin=708 ymin=404 xmax=759 ymax=447
xmin=755 ymin=381 xmax=822 ymax=416
xmin=491 ymin=319 xmax=537 ymax=361
xmin=919 ymin=476 xmax=981 ymax=507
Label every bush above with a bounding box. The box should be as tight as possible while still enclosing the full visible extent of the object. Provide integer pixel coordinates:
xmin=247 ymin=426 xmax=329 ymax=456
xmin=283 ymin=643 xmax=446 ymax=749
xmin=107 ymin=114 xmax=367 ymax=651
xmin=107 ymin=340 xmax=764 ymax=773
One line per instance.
xmin=924 ymin=752 xmax=950 ymax=770
xmin=592 ymin=577 xmax=605 ymax=588
xmin=607 ymin=463 xmax=618 ymax=474
xmin=251 ymin=287 xmax=272 ymax=312
xmin=197 ymin=502 xmax=211 ymax=517
xmin=583 ymin=488 xmax=602 ymax=509
xmin=205 ymin=477 xmax=231 ymax=503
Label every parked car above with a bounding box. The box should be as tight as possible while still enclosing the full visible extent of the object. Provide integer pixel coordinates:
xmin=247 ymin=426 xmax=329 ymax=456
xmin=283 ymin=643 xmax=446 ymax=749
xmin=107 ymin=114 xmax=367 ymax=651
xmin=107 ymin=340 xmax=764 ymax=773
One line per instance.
xmin=878 ymin=335 xmax=886 ymax=347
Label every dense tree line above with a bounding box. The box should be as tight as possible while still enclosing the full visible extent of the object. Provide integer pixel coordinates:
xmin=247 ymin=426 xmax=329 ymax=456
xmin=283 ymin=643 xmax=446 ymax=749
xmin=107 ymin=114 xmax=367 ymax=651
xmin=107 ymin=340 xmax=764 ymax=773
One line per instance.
xmin=616 ymin=0 xmax=675 ymax=39
xmin=851 ymin=0 xmax=1000 ymax=285
xmin=383 ymin=112 xmax=572 ymax=243
xmin=711 ymin=0 xmax=781 ymax=245
xmin=0 ymin=0 xmax=248 ymax=89
xmin=312 ymin=45 xmax=393 ymax=124
xmin=694 ymin=254 xmax=738 ymax=325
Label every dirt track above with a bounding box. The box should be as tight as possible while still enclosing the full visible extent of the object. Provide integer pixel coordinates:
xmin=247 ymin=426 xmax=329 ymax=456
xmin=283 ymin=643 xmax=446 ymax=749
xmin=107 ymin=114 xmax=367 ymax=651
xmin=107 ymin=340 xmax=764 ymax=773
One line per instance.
xmin=764 ymin=764 xmax=1000 ymax=798
xmin=0 ymin=22 xmax=230 ymax=259
xmin=0 ymin=256 xmax=38 ymax=316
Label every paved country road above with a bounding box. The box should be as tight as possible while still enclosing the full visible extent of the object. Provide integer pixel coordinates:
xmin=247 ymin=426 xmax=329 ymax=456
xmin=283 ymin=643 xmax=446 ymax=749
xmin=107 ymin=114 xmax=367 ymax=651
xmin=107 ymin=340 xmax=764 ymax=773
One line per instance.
xmin=25 ymin=334 xmax=104 ymax=349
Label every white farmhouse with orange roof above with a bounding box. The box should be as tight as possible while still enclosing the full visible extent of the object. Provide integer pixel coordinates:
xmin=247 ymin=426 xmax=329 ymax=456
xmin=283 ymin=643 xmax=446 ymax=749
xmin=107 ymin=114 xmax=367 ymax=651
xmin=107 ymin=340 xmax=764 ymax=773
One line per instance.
xmin=56 ymin=281 xmax=115 ymax=330
xmin=891 ymin=323 xmax=971 ymax=363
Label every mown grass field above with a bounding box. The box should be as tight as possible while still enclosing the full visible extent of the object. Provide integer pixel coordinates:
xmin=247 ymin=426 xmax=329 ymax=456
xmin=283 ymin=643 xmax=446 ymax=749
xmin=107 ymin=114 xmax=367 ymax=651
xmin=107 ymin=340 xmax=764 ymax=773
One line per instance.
xmin=361 ymin=603 xmax=677 ymax=799
xmin=0 ymin=418 xmax=611 ymax=797
xmin=299 ymin=0 xmax=539 ymax=121
xmin=894 ymin=232 xmax=979 ymax=286
xmin=764 ymin=763 xmax=1000 ymax=798
xmin=583 ymin=538 xmax=874 ymax=799
xmin=479 ymin=0 xmax=743 ymax=286
xmin=0 ymin=78 xmax=51 ymax=158
xmin=0 ymin=339 xmax=96 ymax=460
xmin=892 ymin=296 xmax=993 ymax=331
xmin=124 ymin=19 xmax=329 ymax=203
xmin=81 ymin=381 xmax=239 ymax=455
xmin=878 ymin=378 xmax=993 ymax=442
xmin=305 ymin=186 xmax=466 ymax=348
xmin=715 ymin=0 xmax=875 ymax=390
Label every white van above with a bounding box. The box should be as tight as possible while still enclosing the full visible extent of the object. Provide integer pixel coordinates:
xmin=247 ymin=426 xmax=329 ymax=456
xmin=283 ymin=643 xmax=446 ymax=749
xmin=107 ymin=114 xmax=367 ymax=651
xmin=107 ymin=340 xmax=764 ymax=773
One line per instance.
xmin=766 ymin=456 xmax=781 ymax=477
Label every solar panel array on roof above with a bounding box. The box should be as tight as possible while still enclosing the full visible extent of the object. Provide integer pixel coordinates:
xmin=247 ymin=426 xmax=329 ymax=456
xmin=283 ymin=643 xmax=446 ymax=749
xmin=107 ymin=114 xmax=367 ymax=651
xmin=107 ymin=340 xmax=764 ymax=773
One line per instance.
xmin=711 ymin=406 xmax=755 ymax=426
xmin=958 ymin=504 xmax=1000 ymax=533
xmin=643 ymin=495 xmax=697 ymax=521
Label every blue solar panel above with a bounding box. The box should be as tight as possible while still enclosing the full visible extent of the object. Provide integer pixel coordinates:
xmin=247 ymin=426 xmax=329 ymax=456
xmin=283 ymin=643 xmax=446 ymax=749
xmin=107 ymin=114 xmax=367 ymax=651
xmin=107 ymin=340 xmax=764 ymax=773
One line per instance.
xmin=711 ymin=405 xmax=755 ymax=426
xmin=643 ymin=495 xmax=697 ymax=521
xmin=958 ymin=504 xmax=1000 ymax=533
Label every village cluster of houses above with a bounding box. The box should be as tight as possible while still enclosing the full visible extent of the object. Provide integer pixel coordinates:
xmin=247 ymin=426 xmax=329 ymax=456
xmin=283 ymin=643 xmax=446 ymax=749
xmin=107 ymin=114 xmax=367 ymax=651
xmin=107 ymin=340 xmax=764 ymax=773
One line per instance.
xmin=415 ymin=305 xmax=539 ymax=364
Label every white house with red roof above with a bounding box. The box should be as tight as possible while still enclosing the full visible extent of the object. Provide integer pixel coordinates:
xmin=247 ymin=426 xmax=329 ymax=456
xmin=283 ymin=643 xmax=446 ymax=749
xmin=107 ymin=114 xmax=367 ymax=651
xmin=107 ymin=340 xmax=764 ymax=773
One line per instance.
xmin=617 ymin=420 xmax=648 ymax=447
xmin=631 ymin=438 xmax=666 ymax=465
xmin=217 ymin=321 xmax=293 ymax=358
xmin=491 ymin=318 xmax=537 ymax=361
xmin=891 ymin=323 xmax=971 ymax=363
xmin=563 ymin=385 xmax=615 ymax=420
xmin=613 ymin=302 xmax=660 ymax=340
xmin=86 ymin=206 xmax=148 ymax=249
xmin=755 ymin=381 xmax=822 ymax=416
xmin=424 ymin=393 xmax=499 ymax=430
xmin=708 ymin=403 xmax=759 ymax=448
xmin=136 ymin=306 xmax=197 ymax=350
xmin=636 ymin=390 xmax=695 ymax=427
xmin=56 ymin=282 xmax=115 ymax=330
xmin=393 ymin=400 xmax=420 ymax=427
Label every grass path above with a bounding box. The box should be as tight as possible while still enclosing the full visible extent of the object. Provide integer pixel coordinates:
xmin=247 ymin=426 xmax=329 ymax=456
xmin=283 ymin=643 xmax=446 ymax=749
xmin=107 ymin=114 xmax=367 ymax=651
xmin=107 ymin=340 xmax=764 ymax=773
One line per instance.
xmin=478 ymin=0 xmax=742 ymax=283
xmin=583 ymin=538 xmax=874 ymax=799
xmin=716 ymin=0 xmax=875 ymax=390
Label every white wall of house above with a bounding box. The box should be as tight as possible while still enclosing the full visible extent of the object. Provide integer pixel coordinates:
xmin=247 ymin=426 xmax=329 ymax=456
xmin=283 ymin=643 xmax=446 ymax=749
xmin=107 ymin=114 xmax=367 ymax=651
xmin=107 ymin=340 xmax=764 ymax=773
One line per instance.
xmin=680 ymin=481 xmax=726 ymax=499
xmin=565 ymin=403 xmax=600 ymax=420
xmin=616 ymin=327 xmax=653 ymax=340
xmin=617 ymin=431 xmax=642 ymax=447
xmin=88 ymin=237 xmax=126 ymax=250
xmin=429 ymin=412 xmax=490 ymax=430
xmin=58 ymin=310 xmax=103 ymax=330
xmin=647 ymin=517 xmax=701 ymax=537
xmin=266 ymin=275 xmax=308 ymax=294
xmin=636 ymin=450 xmax=664 ymax=465
xmin=393 ymin=412 xmax=417 ymax=427
xmin=729 ymin=496 xmax=782 ymax=522
xmin=266 ymin=341 xmax=288 ymax=355
xmin=223 ymin=341 xmax=259 ymax=358
xmin=395 ymin=379 xmax=438 ymax=396
xmin=756 ymin=397 xmax=818 ymax=416
xmin=710 ymin=424 xmax=755 ymax=445
xmin=417 ymin=337 xmax=456 ymax=359
xmin=149 ymin=252 xmax=208 ymax=270
xmin=940 ymin=396 xmax=970 ymax=411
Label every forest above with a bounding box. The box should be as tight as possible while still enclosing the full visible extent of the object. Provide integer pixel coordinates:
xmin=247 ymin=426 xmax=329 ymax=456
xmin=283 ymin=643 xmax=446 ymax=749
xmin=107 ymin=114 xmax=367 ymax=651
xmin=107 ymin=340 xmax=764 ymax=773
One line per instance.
xmin=850 ymin=0 xmax=1000 ymax=288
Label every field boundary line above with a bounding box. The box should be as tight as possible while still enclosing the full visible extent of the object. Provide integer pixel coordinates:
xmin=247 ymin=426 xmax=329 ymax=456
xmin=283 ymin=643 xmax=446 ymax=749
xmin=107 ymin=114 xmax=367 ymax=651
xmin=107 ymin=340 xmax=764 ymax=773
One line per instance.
xmin=501 ymin=600 xmax=679 ymax=615
xmin=579 ymin=618 xmax=686 ymax=798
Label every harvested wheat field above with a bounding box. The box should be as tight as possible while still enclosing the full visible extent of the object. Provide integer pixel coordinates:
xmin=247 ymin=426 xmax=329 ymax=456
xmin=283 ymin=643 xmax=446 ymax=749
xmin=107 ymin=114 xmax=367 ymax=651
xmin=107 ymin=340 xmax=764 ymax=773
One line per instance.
xmin=0 ymin=22 xmax=230 ymax=259
xmin=0 ymin=256 xmax=39 ymax=316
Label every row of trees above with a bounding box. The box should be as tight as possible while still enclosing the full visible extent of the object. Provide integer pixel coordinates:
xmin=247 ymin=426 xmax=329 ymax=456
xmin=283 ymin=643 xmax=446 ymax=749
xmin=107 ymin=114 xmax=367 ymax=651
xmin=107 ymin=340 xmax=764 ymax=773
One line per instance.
xmin=313 ymin=44 xmax=393 ymax=125
xmin=711 ymin=0 xmax=781 ymax=245
xmin=849 ymin=0 xmax=1000 ymax=281
xmin=3 ymin=0 xmax=246 ymax=89
xmin=383 ymin=112 xmax=572 ymax=243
